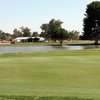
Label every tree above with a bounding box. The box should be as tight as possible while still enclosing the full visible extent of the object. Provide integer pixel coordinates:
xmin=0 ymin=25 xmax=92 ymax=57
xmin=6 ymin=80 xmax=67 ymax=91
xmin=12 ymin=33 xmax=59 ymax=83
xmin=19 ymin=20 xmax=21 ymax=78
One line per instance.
xmin=20 ymin=26 xmax=31 ymax=37
xmin=48 ymin=19 xmax=63 ymax=42
xmin=57 ymin=28 xmax=68 ymax=45
xmin=0 ymin=30 xmax=4 ymax=40
xmin=32 ymin=32 xmax=39 ymax=37
xmin=40 ymin=32 xmax=46 ymax=38
xmin=40 ymin=23 xmax=49 ymax=38
xmin=12 ymin=28 xmax=22 ymax=38
xmin=0 ymin=30 xmax=12 ymax=41
xmin=41 ymin=19 xmax=63 ymax=42
xmin=68 ymin=30 xmax=79 ymax=40
xmin=3 ymin=33 xmax=12 ymax=41
xmin=83 ymin=1 xmax=100 ymax=44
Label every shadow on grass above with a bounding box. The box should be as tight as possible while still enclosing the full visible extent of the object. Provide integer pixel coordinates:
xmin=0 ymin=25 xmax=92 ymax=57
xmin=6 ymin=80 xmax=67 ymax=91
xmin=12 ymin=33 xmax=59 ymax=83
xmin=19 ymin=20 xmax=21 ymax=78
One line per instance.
xmin=0 ymin=96 xmax=95 ymax=100
xmin=68 ymin=43 xmax=100 ymax=46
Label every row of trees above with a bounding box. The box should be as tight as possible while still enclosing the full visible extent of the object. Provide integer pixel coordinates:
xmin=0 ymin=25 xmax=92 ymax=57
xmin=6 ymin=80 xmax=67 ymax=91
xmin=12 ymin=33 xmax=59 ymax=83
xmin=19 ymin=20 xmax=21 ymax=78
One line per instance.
xmin=12 ymin=27 xmax=39 ymax=38
xmin=40 ymin=19 xmax=79 ymax=45
xmin=0 ymin=19 xmax=79 ymax=45
xmin=0 ymin=27 xmax=39 ymax=41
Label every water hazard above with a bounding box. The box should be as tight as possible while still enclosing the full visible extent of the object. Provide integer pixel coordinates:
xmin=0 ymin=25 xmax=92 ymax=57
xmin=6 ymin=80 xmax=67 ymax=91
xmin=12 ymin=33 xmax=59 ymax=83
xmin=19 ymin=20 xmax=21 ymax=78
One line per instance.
xmin=0 ymin=45 xmax=99 ymax=53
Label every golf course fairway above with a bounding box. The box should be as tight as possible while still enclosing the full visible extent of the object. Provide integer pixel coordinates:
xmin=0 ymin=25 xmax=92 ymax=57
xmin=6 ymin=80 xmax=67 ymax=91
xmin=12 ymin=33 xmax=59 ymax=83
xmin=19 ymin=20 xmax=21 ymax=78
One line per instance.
xmin=0 ymin=50 xmax=100 ymax=100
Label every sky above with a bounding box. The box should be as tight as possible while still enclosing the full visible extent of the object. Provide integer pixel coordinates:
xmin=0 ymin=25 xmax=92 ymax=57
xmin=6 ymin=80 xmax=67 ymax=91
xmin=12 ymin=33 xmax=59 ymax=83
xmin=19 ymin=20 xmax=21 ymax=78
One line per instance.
xmin=0 ymin=0 xmax=98 ymax=34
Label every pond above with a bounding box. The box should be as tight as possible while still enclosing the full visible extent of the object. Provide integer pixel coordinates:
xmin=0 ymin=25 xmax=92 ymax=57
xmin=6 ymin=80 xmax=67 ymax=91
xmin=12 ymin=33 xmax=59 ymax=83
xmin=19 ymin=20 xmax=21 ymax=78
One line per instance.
xmin=0 ymin=45 xmax=100 ymax=53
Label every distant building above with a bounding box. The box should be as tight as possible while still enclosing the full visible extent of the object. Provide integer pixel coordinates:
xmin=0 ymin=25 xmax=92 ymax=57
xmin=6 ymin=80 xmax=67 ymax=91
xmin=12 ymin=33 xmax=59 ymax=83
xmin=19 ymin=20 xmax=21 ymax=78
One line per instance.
xmin=13 ymin=37 xmax=45 ymax=43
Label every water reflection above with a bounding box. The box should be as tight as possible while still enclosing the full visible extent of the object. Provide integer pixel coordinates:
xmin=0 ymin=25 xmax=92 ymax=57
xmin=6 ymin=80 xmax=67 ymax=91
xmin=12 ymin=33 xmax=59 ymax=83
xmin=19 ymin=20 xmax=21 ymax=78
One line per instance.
xmin=52 ymin=45 xmax=84 ymax=50
xmin=0 ymin=45 xmax=99 ymax=53
xmin=84 ymin=45 xmax=100 ymax=49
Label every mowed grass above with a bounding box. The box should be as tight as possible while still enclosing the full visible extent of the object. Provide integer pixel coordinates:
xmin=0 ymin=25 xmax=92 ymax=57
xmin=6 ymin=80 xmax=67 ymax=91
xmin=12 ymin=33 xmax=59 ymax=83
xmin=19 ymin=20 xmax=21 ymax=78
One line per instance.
xmin=0 ymin=50 xmax=100 ymax=99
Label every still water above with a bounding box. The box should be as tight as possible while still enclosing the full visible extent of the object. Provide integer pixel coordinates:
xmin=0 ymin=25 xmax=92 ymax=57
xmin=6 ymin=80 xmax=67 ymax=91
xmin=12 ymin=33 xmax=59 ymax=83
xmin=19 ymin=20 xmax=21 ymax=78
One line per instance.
xmin=0 ymin=45 xmax=99 ymax=53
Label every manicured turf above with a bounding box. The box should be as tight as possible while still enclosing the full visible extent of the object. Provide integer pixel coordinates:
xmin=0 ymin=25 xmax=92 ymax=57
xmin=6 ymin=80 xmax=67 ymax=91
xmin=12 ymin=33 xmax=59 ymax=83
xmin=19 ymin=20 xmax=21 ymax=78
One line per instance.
xmin=0 ymin=50 xmax=100 ymax=99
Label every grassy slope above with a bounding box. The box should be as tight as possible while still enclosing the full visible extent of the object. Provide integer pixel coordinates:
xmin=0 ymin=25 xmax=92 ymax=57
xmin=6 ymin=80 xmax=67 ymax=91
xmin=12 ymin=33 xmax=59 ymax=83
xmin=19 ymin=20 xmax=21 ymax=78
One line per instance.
xmin=0 ymin=50 xmax=100 ymax=99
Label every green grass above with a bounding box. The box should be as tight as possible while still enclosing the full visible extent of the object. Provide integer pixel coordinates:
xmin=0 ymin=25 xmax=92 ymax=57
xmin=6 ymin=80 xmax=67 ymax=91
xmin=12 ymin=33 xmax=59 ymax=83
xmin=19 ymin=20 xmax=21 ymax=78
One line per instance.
xmin=0 ymin=42 xmax=48 ymax=46
xmin=0 ymin=96 xmax=93 ymax=100
xmin=0 ymin=50 xmax=100 ymax=99
xmin=0 ymin=40 xmax=97 ymax=47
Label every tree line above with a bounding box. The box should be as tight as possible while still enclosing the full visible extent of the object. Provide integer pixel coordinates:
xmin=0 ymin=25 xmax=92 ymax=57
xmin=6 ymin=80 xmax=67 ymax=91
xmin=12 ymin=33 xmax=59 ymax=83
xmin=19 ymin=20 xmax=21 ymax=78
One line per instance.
xmin=0 ymin=19 xmax=79 ymax=45
xmin=40 ymin=19 xmax=79 ymax=45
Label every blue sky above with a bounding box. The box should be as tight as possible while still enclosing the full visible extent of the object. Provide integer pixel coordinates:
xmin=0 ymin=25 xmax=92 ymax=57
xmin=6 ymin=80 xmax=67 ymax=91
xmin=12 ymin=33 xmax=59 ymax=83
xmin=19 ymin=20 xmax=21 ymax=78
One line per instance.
xmin=0 ymin=0 xmax=97 ymax=34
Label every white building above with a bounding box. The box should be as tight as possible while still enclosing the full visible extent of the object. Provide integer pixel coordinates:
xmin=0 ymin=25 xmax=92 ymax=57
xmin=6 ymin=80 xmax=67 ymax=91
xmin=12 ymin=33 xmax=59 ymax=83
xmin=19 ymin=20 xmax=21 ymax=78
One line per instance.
xmin=13 ymin=37 xmax=45 ymax=43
